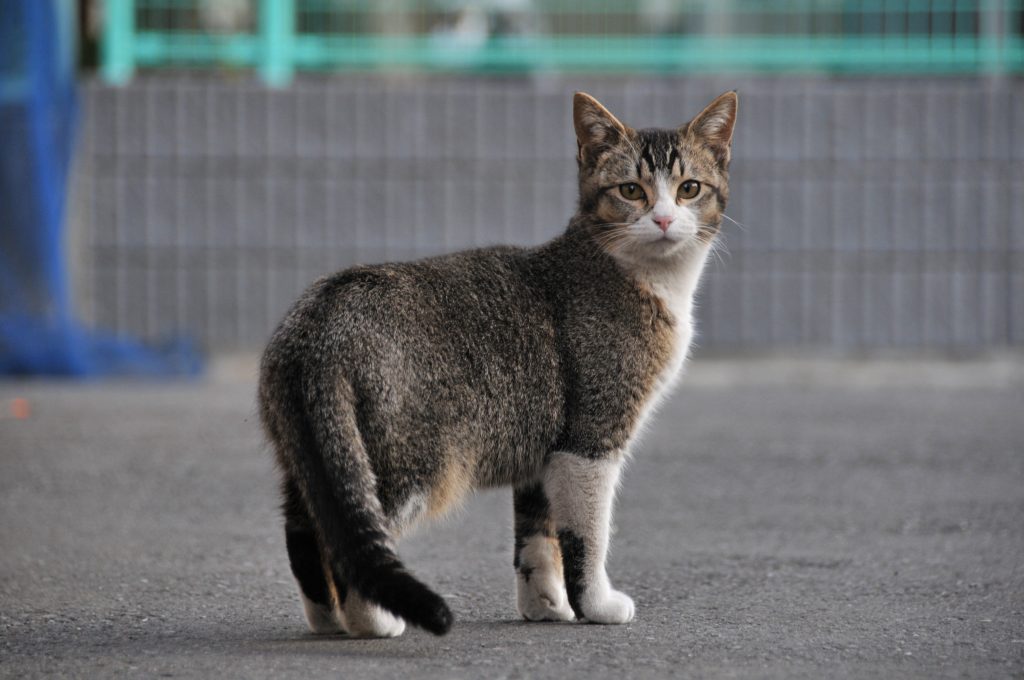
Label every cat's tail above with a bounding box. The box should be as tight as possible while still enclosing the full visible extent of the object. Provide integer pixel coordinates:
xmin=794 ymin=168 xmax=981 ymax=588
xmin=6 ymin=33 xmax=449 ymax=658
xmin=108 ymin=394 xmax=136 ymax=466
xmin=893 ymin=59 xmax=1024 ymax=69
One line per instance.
xmin=278 ymin=361 xmax=454 ymax=636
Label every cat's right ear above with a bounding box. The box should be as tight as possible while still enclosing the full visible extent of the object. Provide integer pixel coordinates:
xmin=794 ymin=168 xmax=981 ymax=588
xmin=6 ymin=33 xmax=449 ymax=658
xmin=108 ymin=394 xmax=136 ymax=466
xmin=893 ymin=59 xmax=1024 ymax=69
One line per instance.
xmin=573 ymin=92 xmax=627 ymax=159
xmin=686 ymin=91 xmax=739 ymax=168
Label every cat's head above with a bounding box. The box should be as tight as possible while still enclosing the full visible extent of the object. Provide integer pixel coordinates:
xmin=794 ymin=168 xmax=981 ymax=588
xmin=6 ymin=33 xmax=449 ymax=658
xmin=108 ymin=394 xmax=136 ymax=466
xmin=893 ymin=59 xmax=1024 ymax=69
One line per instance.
xmin=573 ymin=91 xmax=738 ymax=265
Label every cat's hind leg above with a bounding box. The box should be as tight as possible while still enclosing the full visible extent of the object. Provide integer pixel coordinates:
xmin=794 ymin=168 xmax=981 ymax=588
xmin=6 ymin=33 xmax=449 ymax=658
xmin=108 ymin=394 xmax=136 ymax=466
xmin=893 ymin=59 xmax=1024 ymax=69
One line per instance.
xmin=282 ymin=477 xmax=346 ymax=634
xmin=332 ymin=509 xmax=410 ymax=638
xmin=513 ymin=482 xmax=575 ymax=622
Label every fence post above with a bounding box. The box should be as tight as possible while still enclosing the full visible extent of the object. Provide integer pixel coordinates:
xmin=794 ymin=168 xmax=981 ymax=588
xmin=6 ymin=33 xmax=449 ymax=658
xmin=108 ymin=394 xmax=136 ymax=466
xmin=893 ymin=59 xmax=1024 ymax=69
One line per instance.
xmin=259 ymin=0 xmax=295 ymax=86
xmin=101 ymin=0 xmax=134 ymax=84
xmin=981 ymin=0 xmax=1007 ymax=75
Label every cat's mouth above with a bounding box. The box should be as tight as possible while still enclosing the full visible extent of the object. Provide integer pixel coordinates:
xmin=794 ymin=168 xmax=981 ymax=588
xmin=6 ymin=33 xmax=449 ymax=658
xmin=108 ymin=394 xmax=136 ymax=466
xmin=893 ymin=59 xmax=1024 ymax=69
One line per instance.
xmin=600 ymin=228 xmax=702 ymax=264
xmin=638 ymin=229 xmax=712 ymax=259
xmin=622 ymin=233 xmax=695 ymax=261
xmin=650 ymin=231 xmax=696 ymax=247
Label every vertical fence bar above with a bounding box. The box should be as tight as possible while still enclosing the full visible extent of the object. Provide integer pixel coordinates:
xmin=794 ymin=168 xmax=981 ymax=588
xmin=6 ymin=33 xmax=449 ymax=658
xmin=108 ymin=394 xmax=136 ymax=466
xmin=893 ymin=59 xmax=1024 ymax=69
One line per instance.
xmin=981 ymin=0 xmax=1007 ymax=75
xmin=101 ymin=0 xmax=134 ymax=84
xmin=260 ymin=0 xmax=295 ymax=87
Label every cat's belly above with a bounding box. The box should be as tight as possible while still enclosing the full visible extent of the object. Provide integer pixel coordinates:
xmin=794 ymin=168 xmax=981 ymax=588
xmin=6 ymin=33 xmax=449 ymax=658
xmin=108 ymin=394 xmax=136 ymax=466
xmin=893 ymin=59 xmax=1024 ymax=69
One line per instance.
xmin=359 ymin=343 xmax=563 ymax=512
xmin=472 ymin=444 xmax=548 ymax=489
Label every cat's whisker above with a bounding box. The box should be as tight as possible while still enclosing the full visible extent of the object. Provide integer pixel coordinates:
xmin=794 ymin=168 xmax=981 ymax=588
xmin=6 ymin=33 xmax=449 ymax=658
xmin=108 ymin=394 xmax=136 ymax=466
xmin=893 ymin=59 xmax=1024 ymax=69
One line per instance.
xmin=594 ymin=228 xmax=636 ymax=253
xmin=709 ymin=245 xmax=727 ymax=269
xmin=598 ymin=238 xmax=635 ymax=258
xmin=593 ymin=226 xmax=631 ymax=239
xmin=721 ymin=213 xmax=749 ymax=232
xmin=707 ymin=237 xmax=732 ymax=269
xmin=597 ymin=238 xmax=631 ymax=257
xmin=605 ymin=238 xmax=634 ymax=257
xmin=591 ymin=225 xmax=633 ymax=248
xmin=712 ymin=233 xmax=731 ymax=256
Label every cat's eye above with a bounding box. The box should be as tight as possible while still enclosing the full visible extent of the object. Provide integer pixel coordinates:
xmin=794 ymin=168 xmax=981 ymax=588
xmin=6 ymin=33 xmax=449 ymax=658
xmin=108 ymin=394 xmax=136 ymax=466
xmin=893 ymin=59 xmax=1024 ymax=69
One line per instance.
xmin=619 ymin=183 xmax=646 ymax=201
xmin=678 ymin=180 xmax=701 ymax=200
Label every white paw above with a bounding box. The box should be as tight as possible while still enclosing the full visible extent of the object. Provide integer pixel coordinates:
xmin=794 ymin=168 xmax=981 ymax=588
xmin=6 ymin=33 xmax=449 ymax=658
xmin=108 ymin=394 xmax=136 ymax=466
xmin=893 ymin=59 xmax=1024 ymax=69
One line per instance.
xmin=346 ymin=610 xmax=406 ymax=639
xmin=517 ymin=573 xmax=576 ymax=622
xmin=581 ymin=588 xmax=634 ymax=624
xmin=300 ymin=592 xmax=345 ymax=635
xmin=343 ymin=591 xmax=407 ymax=638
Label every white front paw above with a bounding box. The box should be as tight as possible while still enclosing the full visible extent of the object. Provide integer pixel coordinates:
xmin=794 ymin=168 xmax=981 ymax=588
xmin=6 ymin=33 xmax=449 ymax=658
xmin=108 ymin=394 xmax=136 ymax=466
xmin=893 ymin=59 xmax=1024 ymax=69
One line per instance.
xmin=581 ymin=588 xmax=634 ymax=624
xmin=517 ymin=573 xmax=576 ymax=622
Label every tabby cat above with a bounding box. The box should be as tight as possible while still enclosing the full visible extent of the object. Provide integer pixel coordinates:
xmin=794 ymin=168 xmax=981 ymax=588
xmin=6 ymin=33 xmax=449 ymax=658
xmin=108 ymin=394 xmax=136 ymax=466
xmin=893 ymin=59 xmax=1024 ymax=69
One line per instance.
xmin=258 ymin=90 xmax=738 ymax=637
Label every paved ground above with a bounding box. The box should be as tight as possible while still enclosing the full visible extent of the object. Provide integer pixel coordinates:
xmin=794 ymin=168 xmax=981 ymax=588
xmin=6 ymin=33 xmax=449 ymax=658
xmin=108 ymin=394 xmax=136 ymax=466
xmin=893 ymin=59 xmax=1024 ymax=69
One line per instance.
xmin=1 ymin=358 xmax=1022 ymax=679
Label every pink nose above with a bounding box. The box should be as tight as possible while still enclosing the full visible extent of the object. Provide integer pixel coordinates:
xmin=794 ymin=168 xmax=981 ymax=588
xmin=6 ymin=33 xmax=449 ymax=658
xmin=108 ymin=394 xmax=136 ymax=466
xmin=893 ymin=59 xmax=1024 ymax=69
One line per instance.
xmin=653 ymin=215 xmax=674 ymax=232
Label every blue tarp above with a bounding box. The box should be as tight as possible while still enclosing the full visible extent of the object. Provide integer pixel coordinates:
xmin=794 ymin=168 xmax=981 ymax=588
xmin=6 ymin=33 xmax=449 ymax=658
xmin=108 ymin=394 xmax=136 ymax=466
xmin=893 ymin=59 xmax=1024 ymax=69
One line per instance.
xmin=0 ymin=0 xmax=201 ymax=377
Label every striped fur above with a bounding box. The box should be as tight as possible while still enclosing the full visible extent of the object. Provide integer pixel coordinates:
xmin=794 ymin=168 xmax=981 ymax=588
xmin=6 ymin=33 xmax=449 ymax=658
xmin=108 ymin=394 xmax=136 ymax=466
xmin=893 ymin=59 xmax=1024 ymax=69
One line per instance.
xmin=257 ymin=91 xmax=737 ymax=636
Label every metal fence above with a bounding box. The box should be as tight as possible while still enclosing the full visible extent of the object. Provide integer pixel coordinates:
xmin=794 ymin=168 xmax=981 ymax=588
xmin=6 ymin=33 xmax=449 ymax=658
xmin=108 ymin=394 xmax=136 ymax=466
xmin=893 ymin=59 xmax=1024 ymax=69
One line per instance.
xmin=71 ymin=74 xmax=1023 ymax=353
xmin=102 ymin=0 xmax=1024 ymax=85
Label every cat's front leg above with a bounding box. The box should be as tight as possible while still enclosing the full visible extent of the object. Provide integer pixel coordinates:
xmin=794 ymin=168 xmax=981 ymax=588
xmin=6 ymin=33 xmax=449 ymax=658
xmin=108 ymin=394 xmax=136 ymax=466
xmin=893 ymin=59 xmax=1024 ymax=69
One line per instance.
xmin=513 ymin=483 xmax=575 ymax=622
xmin=543 ymin=451 xmax=635 ymax=624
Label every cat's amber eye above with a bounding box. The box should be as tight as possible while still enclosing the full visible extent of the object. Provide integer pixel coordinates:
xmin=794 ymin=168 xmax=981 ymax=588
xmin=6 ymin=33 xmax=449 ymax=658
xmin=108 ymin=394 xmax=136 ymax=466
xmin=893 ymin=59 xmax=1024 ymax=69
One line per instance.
xmin=619 ymin=183 xmax=646 ymax=201
xmin=678 ymin=180 xmax=701 ymax=200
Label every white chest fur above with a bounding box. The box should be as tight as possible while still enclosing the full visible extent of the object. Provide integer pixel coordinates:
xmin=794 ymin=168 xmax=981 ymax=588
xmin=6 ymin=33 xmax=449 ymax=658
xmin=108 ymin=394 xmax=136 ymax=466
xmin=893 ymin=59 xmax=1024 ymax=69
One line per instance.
xmin=630 ymin=244 xmax=711 ymax=441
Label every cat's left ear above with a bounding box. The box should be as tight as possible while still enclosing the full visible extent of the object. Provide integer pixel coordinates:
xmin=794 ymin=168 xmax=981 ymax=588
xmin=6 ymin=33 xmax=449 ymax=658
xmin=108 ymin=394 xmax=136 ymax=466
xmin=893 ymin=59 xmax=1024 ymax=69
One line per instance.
xmin=686 ymin=91 xmax=738 ymax=167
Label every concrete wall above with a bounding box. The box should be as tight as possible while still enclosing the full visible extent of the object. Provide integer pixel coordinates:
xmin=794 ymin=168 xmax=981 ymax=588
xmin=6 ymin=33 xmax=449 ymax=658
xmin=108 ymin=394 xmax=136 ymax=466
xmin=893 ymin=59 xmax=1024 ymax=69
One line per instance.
xmin=72 ymin=74 xmax=1024 ymax=352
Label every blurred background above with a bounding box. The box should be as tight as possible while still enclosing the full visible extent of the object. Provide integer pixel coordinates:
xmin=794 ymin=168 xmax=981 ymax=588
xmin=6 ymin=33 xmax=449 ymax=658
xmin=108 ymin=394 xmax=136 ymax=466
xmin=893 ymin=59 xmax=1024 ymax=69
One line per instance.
xmin=2 ymin=0 xmax=1023 ymax=373
xmin=3 ymin=6 xmax=1023 ymax=675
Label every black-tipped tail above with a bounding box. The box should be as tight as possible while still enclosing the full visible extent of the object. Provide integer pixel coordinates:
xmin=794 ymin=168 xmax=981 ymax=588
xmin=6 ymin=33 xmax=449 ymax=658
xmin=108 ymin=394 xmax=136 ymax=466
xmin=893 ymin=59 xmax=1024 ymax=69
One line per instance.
xmin=353 ymin=565 xmax=453 ymax=635
xmin=260 ymin=305 xmax=455 ymax=637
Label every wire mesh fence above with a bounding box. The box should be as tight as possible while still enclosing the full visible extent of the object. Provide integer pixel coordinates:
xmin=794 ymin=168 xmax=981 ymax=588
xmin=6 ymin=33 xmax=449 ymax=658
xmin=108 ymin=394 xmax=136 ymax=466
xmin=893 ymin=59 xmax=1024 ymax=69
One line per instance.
xmin=71 ymin=74 xmax=1023 ymax=353
xmin=102 ymin=0 xmax=1024 ymax=85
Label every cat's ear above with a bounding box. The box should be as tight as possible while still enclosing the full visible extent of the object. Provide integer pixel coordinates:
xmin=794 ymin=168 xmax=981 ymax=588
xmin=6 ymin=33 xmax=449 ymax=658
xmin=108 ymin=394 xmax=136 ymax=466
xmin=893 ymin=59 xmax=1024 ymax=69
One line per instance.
xmin=686 ymin=91 xmax=738 ymax=167
xmin=574 ymin=92 xmax=627 ymax=158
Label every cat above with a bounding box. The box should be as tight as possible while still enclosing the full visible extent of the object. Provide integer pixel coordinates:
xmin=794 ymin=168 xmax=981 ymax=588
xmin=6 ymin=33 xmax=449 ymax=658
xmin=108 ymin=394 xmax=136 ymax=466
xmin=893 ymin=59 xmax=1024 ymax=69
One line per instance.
xmin=257 ymin=90 xmax=738 ymax=637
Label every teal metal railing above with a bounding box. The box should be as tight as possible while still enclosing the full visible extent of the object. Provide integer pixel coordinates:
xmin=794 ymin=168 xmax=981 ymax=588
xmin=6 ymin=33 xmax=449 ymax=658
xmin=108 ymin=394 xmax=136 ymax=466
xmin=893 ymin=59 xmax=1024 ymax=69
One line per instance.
xmin=102 ymin=0 xmax=1024 ymax=85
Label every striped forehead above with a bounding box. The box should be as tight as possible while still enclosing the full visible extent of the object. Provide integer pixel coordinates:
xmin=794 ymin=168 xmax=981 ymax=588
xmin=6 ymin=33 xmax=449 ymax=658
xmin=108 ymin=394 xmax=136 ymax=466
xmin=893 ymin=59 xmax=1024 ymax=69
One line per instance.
xmin=635 ymin=129 xmax=682 ymax=177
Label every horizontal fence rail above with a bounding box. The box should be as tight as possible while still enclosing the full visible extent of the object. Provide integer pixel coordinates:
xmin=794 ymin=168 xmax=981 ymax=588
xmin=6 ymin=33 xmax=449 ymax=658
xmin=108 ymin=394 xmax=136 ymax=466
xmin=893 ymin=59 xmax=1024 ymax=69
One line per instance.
xmin=102 ymin=0 xmax=1024 ymax=85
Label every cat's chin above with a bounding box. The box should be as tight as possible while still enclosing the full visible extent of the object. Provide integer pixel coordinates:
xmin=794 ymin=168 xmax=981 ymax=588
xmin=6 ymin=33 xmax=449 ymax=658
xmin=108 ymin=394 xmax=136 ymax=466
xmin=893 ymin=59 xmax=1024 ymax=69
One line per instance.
xmin=616 ymin=234 xmax=704 ymax=266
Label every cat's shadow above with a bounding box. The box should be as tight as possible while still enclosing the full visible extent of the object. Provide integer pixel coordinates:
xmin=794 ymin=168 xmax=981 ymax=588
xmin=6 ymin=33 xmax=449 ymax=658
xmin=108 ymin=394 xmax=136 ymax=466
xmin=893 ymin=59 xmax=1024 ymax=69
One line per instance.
xmin=255 ymin=617 xmax=576 ymax=655
xmin=4 ymin=616 xmax=585 ymax=665
xmin=248 ymin=635 xmax=432 ymax=659
xmin=248 ymin=624 xmax=468 ymax=660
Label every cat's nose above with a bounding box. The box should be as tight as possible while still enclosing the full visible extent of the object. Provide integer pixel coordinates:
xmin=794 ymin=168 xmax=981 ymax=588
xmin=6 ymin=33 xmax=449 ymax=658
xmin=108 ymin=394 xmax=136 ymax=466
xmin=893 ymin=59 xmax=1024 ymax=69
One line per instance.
xmin=653 ymin=215 xmax=674 ymax=232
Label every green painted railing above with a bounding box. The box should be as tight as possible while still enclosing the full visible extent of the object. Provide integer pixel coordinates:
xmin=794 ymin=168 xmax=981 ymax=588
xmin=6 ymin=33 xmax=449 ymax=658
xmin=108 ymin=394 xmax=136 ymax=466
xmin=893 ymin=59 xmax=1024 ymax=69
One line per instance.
xmin=102 ymin=0 xmax=1024 ymax=85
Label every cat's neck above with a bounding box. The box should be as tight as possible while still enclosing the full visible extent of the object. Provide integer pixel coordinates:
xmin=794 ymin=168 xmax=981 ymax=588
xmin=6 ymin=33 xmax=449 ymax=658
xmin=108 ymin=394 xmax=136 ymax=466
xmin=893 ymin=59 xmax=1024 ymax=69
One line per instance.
xmin=625 ymin=244 xmax=710 ymax=329
xmin=567 ymin=215 xmax=712 ymax=323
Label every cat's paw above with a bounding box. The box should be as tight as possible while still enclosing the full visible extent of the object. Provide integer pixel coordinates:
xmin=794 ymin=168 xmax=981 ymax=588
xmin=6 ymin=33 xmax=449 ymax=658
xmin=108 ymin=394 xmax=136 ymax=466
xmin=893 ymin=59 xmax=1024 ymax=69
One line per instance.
xmin=344 ymin=608 xmax=406 ymax=639
xmin=300 ymin=592 xmax=346 ymax=635
xmin=343 ymin=592 xmax=407 ymax=638
xmin=580 ymin=588 xmax=635 ymax=625
xmin=517 ymin=574 xmax=576 ymax=622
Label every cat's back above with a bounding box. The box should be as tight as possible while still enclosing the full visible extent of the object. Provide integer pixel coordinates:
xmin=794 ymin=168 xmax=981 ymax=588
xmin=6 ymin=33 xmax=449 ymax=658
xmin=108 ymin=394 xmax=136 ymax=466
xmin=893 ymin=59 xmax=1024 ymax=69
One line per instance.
xmin=266 ymin=245 xmax=564 ymax=484
xmin=295 ymin=245 xmax=549 ymax=349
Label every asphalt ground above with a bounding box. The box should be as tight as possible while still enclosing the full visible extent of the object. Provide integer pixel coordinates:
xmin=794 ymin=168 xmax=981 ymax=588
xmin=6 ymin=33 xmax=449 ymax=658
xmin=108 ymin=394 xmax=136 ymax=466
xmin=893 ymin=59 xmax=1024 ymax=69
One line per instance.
xmin=1 ymin=358 xmax=1022 ymax=679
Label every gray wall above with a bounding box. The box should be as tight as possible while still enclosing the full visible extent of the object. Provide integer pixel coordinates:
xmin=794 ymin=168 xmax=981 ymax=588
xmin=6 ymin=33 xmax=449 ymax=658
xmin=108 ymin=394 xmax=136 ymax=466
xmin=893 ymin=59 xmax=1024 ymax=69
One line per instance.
xmin=72 ymin=74 xmax=1024 ymax=353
